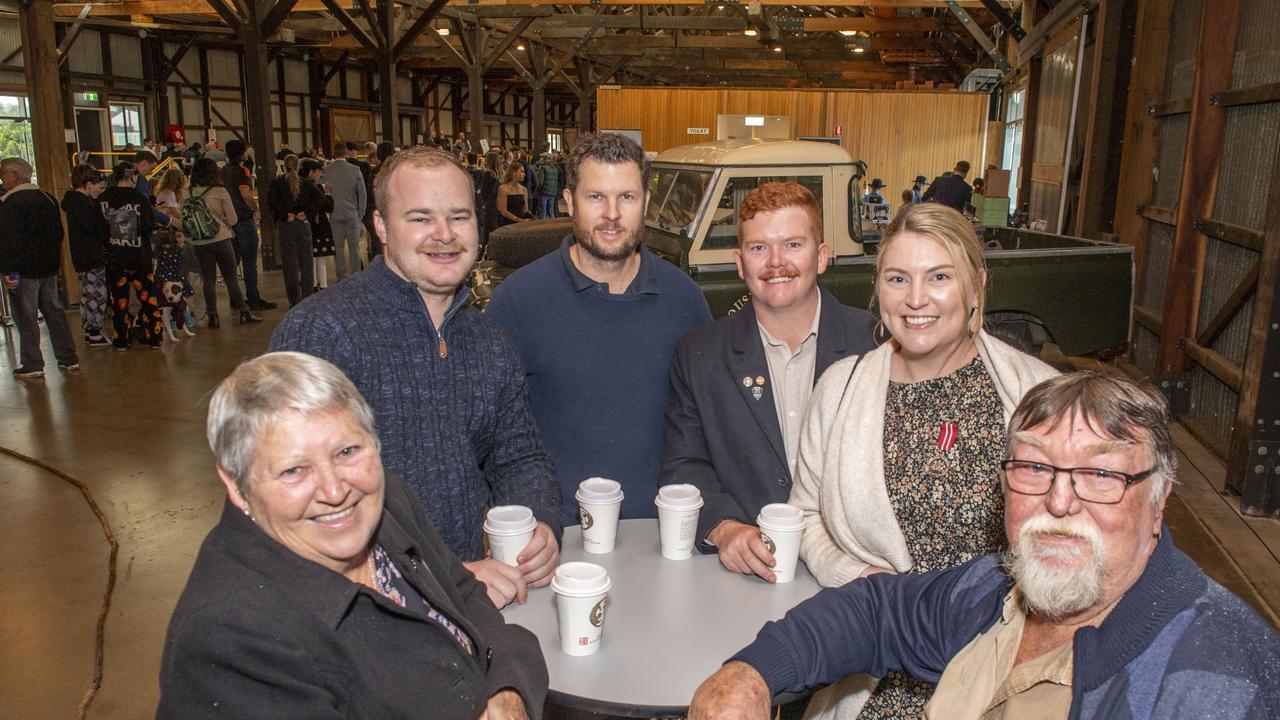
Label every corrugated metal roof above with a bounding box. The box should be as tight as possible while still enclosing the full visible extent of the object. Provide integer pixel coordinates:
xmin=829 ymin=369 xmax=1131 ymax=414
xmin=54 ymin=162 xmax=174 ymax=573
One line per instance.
xmin=67 ymin=29 xmax=103 ymax=75
xmin=0 ymin=18 xmax=21 ymax=65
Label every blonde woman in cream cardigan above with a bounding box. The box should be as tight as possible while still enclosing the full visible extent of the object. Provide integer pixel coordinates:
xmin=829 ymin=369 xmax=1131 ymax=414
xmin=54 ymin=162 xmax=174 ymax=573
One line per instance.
xmin=790 ymin=203 xmax=1057 ymax=720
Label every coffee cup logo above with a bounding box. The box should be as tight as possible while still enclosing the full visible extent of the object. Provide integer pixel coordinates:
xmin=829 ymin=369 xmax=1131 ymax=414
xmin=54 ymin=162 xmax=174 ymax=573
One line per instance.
xmin=580 ymin=507 xmax=594 ymax=530
xmin=590 ymin=598 xmax=607 ymax=627
xmin=761 ymin=531 xmax=776 ymax=555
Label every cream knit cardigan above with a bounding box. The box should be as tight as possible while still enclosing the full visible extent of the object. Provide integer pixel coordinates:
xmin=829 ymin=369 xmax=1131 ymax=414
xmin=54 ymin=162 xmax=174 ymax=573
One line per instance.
xmin=788 ymin=330 xmax=1057 ymax=720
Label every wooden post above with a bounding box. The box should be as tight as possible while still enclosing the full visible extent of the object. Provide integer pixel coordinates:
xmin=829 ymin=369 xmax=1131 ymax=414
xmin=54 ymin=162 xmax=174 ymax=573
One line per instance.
xmin=241 ymin=6 xmax=278 ymax=267
xmin=1231 ymin=155 xmax=1280 ymax=510
xmin=1110 ymin=0 xmax=1175 ymax=283
xmin=1073 ymin=0 xmax=1129 ymax=239
xmin=1016 ymin=56 xmax=1041 ymax=213
xmin=17 ymin=0 xmax=78 ymax=300
xmin=468 ymin=66 xmax=485 ymax=146
xmin=1155 ymin=0 xmax=1240 ymax=380
xmin=377 ymin=0 xmax=397 ymax=146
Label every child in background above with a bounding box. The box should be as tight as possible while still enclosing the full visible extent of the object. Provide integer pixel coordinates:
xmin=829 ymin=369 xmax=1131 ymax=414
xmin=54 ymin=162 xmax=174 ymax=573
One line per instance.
xmin=301 ymin=158 xmax=335 ymax=292
xmin=151 ymin=167 xmax=196 ymax=340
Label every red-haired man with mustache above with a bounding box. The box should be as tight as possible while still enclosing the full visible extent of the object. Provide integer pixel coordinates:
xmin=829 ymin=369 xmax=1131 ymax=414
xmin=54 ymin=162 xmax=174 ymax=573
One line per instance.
xmin=688 ymin=372 xmax=1280 ymax=720
xmin=660 ymin=181 xmax=878 ymax=582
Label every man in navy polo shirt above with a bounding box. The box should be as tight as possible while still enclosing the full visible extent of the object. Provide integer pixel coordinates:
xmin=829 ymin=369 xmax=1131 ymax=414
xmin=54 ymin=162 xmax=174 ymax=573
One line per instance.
xmin=487 ymin=133 xmax=712 ymax=525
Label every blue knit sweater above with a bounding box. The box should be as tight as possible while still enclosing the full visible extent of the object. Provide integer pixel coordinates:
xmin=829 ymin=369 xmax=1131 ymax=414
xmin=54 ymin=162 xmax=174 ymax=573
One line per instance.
xmin=734 ymin=529 xmax=1280 ymax=719
xmin=269 ymin=256 xmax=561 ymax=561
xmin=485 ymin=238 xmax=712 ymax=522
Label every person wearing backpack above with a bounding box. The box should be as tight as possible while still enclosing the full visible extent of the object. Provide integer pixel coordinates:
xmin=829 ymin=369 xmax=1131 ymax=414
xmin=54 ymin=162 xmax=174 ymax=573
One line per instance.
xmin=267 ymin=154 xmax=324 ymax=307
xmin=99 ymin=161 xmax=162 ymax=350
xmin=187 ymin=158 xmax=261 ymax=327
xmin=533 ymin=152 xmax=559 ymax=219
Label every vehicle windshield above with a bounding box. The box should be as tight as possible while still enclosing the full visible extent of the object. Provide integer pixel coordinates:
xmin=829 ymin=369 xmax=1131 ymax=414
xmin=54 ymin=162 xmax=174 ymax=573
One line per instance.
xmin=645 ymin=167 xmax=714 ymax=235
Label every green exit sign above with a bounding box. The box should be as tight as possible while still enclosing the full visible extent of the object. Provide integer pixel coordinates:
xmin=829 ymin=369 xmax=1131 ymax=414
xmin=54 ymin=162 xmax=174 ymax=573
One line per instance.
xmin=83 ymin=92 xmax=98 ymax=102
xmin=73 ymin=91 xmax=100 ymax=106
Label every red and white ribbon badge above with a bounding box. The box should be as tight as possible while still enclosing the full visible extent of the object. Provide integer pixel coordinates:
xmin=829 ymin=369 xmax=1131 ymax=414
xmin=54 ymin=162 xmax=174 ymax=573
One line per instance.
xmin=937 ymin=421 xmax=959 ymax=452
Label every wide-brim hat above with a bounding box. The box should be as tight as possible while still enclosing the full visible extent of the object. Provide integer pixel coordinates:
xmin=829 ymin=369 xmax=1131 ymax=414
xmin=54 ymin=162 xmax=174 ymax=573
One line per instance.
xmin=869 ymin=178 xmax=885 ymax=188
xmin=914 ymin=175 xmax=929 ymax=185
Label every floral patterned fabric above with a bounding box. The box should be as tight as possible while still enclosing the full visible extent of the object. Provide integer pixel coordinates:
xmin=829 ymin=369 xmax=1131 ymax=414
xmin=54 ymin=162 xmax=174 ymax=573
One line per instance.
xmin=858 ymin=356 xmax=1007 ymax=719
xmin=370 ymin=544 xmax=475 ymax=656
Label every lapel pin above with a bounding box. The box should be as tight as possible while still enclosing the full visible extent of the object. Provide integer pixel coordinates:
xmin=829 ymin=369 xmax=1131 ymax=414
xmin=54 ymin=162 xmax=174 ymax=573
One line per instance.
xmin=755 ymin=375 xmax=766 ymax=387
xmin=752 ymin=386 xmax=764 ymax=401
xmin=742 ymin=376 xmax=753 ymax=388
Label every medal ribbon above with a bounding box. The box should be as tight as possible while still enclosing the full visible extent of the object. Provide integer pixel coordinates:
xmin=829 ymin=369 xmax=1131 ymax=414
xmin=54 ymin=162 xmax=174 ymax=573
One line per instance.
xmin=936 ymin=421 xmax=959 ymax=452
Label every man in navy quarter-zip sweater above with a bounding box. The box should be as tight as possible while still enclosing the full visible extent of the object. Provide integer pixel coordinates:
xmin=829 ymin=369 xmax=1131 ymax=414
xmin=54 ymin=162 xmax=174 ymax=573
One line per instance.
xmin=271 ymin=147 xmax=561 ymax=610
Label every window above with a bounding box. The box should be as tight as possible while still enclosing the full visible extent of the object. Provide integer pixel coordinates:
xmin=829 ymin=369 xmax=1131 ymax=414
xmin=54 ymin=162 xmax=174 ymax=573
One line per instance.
xmin=702 ymin=174 xmax=824 ymax=250
xmin=645 ymin=168 xmax=713 ymax=237
xmin=0 ymin=94 xmax=35 ymax=179
xmin=1002 ymin=88 xmax=1026 ymax=209
xmin=546 ymin=132 xmax=562 ymax=152
xmin=110 ymin=102 xmax=144 ymax=149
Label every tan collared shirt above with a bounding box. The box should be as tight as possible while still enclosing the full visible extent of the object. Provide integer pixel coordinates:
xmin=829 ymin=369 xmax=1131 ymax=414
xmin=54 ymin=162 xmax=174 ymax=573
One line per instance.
xmin=757 ymin=294 xmax=822 ymax=473
xmin=925 ymin=590 xmax=1076 ymax=720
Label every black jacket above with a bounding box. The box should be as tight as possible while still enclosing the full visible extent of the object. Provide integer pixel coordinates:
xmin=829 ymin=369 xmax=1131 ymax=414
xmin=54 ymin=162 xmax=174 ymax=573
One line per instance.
xmin=156 ymin=471 xmax=548 ymax=720
xmin=267 ymin=174 xmax=325 ymax=223
xmin=0 ymin=184 xmax=64 ymax=278
xmin=61 ymin=189 xmax=110 ymax=272
xmin=98 ymin=186 xmax=155 ymax=271
xmin=921 ymin=173 xmax=973 ymax=212
xmin=660 ymin=287 xmax=879 ymax=549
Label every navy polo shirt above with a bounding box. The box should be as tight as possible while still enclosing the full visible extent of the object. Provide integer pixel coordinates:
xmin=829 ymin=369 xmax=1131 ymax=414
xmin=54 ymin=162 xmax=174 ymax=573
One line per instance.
xmin=486 ymin=237 xmax=712 ymax=523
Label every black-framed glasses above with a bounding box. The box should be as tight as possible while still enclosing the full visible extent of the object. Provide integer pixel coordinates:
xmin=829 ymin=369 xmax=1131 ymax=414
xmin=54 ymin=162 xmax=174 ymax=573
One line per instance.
xmin=1000 ymin=459 xmax=1157 ymax=505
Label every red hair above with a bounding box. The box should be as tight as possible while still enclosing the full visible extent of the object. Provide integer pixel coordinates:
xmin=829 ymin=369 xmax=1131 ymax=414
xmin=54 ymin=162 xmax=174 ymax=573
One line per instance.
xmin=737 ymin=181 xmax=822 ymax=245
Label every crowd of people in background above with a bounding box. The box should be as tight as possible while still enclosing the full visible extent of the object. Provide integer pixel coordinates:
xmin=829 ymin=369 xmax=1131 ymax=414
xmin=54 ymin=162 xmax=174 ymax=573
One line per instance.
xmin=0 ymin=128 xmax=574 ymax=379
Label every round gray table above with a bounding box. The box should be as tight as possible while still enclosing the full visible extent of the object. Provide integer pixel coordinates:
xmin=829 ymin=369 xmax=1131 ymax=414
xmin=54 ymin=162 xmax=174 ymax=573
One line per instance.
xmin=503 ymin=519 xmax=821 ymax=717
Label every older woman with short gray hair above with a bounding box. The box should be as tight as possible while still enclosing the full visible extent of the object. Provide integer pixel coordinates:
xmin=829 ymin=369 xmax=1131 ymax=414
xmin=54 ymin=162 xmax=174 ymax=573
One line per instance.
xmin=157 ymin=351 xmax=547 ymax=720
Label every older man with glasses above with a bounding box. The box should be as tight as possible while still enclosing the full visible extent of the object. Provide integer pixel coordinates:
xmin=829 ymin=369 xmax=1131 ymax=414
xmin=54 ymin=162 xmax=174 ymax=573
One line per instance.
xmin=689 ymin=371 xmax=1280 ymax=720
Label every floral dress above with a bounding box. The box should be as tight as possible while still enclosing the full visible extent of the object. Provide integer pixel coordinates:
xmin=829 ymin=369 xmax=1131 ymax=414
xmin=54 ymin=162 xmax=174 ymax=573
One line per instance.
xmin=857 ymin=356 xmax=1007 ymax=719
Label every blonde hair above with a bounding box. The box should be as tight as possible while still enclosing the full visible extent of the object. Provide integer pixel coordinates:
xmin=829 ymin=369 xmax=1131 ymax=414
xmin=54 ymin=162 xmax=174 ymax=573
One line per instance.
xmin=873 ymin=202 xmax=988 ymax=334
xmin=152 ymin=166 xmax=188 ymax=200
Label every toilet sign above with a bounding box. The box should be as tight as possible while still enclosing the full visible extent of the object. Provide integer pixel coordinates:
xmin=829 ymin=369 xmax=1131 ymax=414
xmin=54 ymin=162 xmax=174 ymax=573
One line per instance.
xmin=687 ymin=127 xmax=710 ymax=135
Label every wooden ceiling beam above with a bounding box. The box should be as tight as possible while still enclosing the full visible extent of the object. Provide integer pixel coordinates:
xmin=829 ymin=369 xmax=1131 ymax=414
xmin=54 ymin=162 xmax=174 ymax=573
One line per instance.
xmin=803 ymin=17 xmax=941 ymax=33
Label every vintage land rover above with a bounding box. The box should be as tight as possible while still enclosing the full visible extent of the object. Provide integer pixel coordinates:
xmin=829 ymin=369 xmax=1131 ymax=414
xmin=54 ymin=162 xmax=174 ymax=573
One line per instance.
xmin=478 ymin=139 xmax=1133 ymax=357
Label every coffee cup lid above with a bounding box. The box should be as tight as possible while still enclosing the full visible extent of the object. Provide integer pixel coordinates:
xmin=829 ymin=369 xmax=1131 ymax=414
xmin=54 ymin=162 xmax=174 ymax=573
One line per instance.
xmin=484 ymin=505 xmax=536 ymax=535
xmin=551 ymin=561 xmax=612 ymax=597
xmin=757 ymin=502 xmax=804 ymax=531
xmin=576 ymin=477 xmax=624 ymax=504
xmin=654 ymin=483 xmax=704 ymax=511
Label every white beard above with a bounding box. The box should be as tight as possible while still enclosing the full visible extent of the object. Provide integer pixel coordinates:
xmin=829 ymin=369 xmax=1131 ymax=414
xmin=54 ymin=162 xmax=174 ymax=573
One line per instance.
xmin=1003 ymin=513 xmax=1106 ymax=621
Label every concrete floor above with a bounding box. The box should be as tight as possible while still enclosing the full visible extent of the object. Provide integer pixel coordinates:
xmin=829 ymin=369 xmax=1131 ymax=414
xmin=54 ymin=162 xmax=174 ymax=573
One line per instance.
xmin=1 ymin=274 xmax=1278 ymax=720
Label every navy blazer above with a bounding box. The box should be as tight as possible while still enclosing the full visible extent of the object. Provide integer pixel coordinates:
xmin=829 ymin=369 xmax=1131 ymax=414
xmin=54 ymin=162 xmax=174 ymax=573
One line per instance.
xmin=660 ymin=286 xmax=878 ymax=550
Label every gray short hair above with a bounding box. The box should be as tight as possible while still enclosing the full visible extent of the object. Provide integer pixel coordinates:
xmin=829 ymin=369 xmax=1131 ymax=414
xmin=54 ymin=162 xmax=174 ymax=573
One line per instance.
xmin=1 ymin=157 xmax=33 ymax=182
xmin=1006 ymin=371 xmax=1178 ymax=504
xmin=207 ymin=352 xmax=379 ymax=494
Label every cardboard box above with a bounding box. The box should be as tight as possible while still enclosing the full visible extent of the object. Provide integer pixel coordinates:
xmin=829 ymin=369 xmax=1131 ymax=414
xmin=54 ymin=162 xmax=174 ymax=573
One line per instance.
xmin=983 ymin=168 xmax=1011 ymax=198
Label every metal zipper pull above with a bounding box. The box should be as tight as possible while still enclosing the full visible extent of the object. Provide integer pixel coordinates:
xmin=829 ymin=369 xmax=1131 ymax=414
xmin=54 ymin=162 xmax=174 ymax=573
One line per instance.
xmin=438 ymin=336 xmax=447 ymax=359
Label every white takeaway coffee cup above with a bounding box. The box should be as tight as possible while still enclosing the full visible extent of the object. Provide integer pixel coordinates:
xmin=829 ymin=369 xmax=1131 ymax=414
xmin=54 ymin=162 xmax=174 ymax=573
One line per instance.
xmin=756 ymin=503 xmax=805 ymax=583
xmin=551 ymin=562 xmax=612 ymax=656
xmin=484 ymin=505 xmax=536 ymax=567
xmin=654 ymin=484 xmax=704 ymax=560
xmin=576 ymin=477 xmax=625 ymax=554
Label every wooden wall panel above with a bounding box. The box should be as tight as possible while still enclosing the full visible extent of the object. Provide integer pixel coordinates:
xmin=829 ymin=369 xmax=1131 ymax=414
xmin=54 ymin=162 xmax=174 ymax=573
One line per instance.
xmin=598 ymin=86 xmax=987 ymax=212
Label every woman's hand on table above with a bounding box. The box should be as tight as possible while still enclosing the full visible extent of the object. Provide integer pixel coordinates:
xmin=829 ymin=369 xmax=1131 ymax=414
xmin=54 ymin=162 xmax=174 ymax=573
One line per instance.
xmin=688 ymin=661 xmax=771 ymax=720
xmin=517 ymin=522 xmax=560 ymax=589
xmin=479 ymin=688 xmax=528 ymax=720
xmin=708 ymin=520 xmax=777 ymax=583
xmin=464 ymin=559 xmax=528 ymax=608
